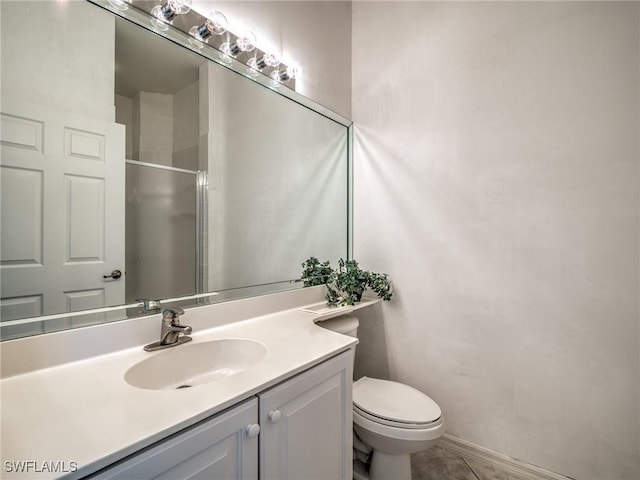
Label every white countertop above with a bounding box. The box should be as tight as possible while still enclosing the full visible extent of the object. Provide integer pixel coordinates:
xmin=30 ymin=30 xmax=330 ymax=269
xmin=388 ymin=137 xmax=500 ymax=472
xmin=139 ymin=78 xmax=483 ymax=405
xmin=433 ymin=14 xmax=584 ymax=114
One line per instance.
xmin=0 ymin=301 xmax=373 ymax=479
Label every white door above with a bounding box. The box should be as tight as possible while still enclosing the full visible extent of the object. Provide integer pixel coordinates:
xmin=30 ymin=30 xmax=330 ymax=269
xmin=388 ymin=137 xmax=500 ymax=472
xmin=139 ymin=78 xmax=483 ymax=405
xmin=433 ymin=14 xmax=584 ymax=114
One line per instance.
xmin=0 ymin=100 xmax=125 ymax=334
xmin=259 ymin=351 xmax=353 ymax=480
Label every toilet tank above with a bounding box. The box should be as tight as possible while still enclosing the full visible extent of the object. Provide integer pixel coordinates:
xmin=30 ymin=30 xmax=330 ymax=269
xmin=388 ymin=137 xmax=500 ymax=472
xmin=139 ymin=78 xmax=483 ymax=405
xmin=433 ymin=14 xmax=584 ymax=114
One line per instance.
xmin=317 ymin=315 xmax=359 ymax=338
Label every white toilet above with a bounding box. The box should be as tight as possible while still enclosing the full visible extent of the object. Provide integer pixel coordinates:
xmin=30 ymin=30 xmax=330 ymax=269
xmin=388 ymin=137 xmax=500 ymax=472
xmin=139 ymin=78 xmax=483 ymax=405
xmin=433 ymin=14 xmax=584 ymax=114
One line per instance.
xmin=319 ymin=315 xmax=444 ymax=480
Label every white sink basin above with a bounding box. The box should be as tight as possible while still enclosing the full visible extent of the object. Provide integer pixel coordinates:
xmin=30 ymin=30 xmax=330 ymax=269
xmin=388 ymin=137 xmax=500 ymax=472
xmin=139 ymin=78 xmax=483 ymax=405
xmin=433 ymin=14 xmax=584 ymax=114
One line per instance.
xmin=125 ymin=339 xmax=267 ymax=390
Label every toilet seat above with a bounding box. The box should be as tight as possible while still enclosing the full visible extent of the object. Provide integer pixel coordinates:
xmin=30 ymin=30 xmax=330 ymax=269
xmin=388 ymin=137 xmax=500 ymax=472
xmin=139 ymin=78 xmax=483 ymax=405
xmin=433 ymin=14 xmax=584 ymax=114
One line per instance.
xmin=353 ymin=407 xmax=444 ymax=444
xmin=353 ymin=377 xmax=441 ymax=428
xmin=354 ymin=405 xmax=437 ymax=429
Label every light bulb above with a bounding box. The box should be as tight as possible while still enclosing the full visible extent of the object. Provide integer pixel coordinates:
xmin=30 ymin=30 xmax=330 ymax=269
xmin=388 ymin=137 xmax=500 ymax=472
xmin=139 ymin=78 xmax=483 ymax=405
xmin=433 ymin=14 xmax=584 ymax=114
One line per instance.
xmin=236 ymin=30 xmax=257 ymax=53
xmin=244 ymin=62 xmax=260 ymax=78
xmin=168 ymin=0 xmax=191 ymax=15
xmin=189 ymin=11 xmax=228 ymax=42
xmin=260 ymin=53 xmax=280 ymax=69
xmin=271 ymin=65 xmax=298 ymax=83
xmin=268 ymin=76 xmax=280 ymax=90
xmin=107 ymin=0 xmax=130 ymax=11
xmin=219 ymin=42 xmax=238 ymax=57
xmin=247 ymin=53 xmax=280 ymax=71
xmin=219 ymin=31 xmax=256 ymax=58
xmin=151 ymin=0 xmax=192 ymax=27
xmin=217 ymin=50 xmax=233 ymax=65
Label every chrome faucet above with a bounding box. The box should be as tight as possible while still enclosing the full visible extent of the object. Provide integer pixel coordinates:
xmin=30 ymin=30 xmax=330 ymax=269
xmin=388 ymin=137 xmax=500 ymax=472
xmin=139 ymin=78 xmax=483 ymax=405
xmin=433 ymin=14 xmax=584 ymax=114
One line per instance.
xmin=160 ymin=307 xmax=192 ymax=345
xmin=144 ymin=307 xmax=193 ymax=352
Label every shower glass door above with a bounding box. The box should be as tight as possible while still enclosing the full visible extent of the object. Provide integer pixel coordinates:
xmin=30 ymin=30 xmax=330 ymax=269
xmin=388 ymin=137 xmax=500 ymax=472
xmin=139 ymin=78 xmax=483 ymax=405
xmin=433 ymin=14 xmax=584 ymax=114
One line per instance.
xmin=125 ymin=161 xmax=204 ymax=303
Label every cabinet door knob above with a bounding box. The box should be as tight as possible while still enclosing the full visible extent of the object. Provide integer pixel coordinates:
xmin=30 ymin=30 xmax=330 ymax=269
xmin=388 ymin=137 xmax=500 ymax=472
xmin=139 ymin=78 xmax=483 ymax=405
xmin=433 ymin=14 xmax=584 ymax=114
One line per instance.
xmin=246 ymin=423 xmax=260 ymax=439
xmin=268 ymin=410 xmax=282 ymax=424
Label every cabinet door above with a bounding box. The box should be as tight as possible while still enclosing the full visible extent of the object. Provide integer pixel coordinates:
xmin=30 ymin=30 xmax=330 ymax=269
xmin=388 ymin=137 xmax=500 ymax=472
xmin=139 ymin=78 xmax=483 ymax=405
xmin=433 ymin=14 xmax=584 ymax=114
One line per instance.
xmin=90 ymin=398 xmax=259 ymax=480
xmin=259 ymin=350 xmax=353 ymax=480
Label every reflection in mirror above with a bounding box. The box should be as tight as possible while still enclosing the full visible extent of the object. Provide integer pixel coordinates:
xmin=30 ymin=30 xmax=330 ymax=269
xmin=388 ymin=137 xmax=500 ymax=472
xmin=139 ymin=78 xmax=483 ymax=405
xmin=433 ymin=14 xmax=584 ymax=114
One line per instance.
xmin=0 ymin=0 xmax=350 ymax=340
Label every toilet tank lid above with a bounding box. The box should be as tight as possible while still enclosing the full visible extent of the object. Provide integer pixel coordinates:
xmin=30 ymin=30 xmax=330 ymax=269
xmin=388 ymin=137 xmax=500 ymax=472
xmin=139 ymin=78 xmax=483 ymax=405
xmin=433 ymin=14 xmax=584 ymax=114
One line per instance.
xmin=353 ymin=377 xmax=442 ymax=425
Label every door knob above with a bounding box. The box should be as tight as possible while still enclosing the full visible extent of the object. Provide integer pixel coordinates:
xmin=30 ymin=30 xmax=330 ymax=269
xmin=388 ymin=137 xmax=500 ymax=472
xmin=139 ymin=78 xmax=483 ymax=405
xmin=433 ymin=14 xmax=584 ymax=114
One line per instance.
xmin=268 ymin=410 xmax=282 ymax=424
xmin=246 ymin=424 xmax=260 ymax=439
xmin=103 ymin=269 xmax=122 ymax=280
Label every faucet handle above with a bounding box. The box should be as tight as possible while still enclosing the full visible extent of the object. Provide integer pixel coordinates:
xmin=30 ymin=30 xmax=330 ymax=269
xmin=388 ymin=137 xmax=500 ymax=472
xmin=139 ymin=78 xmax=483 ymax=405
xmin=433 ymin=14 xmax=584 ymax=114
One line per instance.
xmin=162 ymin=307 xmax=185 ymax=321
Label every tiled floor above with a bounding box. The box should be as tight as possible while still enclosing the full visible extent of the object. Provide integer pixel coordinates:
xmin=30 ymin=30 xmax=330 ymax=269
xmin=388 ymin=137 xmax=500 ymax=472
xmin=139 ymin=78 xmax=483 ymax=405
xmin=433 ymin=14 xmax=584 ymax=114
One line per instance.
xmin=411 ymin=445 xmax=524 ymax=480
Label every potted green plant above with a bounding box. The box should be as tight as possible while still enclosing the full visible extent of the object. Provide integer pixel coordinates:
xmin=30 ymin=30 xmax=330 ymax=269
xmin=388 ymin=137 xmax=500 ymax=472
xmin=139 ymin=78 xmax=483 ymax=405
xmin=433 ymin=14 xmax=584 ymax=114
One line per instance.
xmin=299 ymin=257 xmax=335 ymax=287
xmin=300 ymin=257 xmax=393 ymax=306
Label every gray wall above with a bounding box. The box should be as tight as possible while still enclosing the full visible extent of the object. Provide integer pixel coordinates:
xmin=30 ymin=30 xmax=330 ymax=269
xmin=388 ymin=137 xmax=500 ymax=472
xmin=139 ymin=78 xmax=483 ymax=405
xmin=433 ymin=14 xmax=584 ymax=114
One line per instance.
xmin=352 ymin=2 xmax=639 ymax=479
xmin=1 ymin=0 xmax=114 ymax=121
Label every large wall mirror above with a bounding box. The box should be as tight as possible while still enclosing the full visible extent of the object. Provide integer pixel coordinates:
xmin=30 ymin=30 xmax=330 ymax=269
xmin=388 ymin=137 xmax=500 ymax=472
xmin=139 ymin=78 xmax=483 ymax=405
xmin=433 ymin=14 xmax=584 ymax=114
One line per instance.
xmin=0 ymin=0 xmax=351 ymax=340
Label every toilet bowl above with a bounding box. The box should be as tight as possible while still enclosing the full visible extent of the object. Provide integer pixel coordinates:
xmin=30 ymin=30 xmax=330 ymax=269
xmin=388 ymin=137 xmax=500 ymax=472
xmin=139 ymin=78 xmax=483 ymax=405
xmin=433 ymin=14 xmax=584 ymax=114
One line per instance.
xmin=317 ymin=315 xmax=444 ymax=480
xmin=352 ymin=376 xmax=444 ymax=480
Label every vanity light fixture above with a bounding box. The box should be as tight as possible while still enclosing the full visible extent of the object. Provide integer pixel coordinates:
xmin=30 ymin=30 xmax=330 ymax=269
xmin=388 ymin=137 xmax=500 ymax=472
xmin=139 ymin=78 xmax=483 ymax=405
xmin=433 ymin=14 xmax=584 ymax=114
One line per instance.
xmin=151 ymin=0 xmax=191 ymax=31
xmin=126 ymin=1 xmax=299 ymax=89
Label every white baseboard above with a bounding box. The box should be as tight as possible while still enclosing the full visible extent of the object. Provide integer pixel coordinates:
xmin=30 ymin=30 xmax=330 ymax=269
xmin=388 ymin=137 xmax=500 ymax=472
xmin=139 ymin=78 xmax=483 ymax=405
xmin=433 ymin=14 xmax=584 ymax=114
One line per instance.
xmin=439 ymin=434 xmax=574 ymax=480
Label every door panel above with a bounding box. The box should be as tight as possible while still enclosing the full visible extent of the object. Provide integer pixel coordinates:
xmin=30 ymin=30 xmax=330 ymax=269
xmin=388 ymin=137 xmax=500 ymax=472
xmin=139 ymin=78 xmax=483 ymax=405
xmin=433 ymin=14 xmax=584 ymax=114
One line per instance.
xmin=64 ymin=289 xmax=106 ymax=328
xmin=0 ymin=166 xmax=43 ymax=265
xmin=65 ymin=175 xmax=105 ymax=262
xmin=0 ymin=113 xmax=43 ymax=152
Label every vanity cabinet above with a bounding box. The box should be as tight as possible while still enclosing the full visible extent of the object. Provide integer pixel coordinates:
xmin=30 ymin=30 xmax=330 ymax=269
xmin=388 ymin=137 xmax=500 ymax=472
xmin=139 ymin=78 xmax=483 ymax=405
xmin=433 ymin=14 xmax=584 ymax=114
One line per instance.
xmin=87 ymin=350 xmax=352 ymax=480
